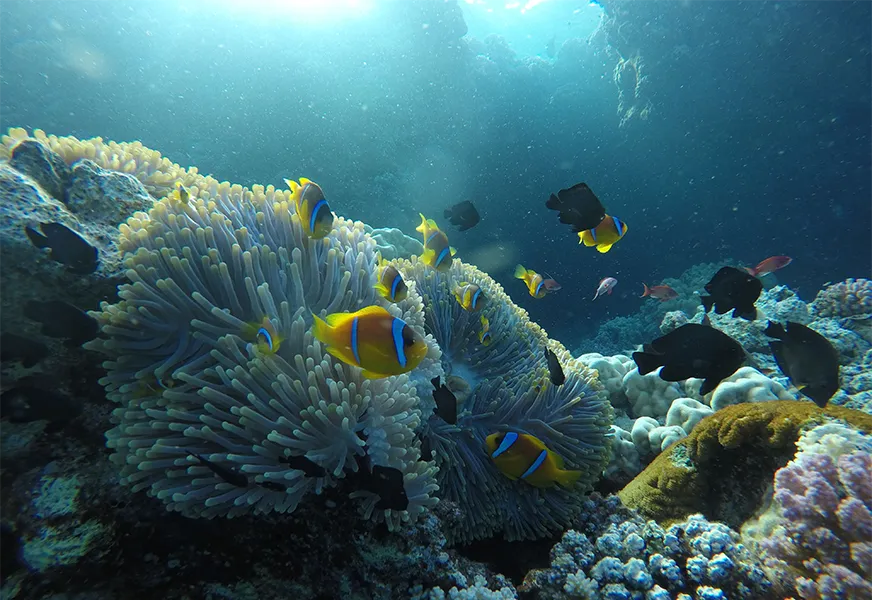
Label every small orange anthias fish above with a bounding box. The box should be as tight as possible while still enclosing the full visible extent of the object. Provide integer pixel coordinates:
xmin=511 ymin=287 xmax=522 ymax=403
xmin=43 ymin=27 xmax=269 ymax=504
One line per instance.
xmin=514 ymin=264 xmax=548 ymax=298
xmin=285 ymin=177 xmax=334 ymax=239
xmin=485 ymin=432 xmax=581 ymax=488
xmin=310 ymin=305 xmax=427 ymax=378
xmin=640 ymin=283 xmax=678 ymax=301
xmin=745 ymin=256 xmax=792 ymax=277
xmin=593 ymin=277 xmax=617 ymax=300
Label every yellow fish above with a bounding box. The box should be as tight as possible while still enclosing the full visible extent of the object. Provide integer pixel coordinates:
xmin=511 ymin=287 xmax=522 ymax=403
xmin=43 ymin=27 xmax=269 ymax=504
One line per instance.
xmin=485 ymin=432 xmax=581 ymax=488
xmin=578 ymin=215 xmax=628 ymax=254
xmin=453 ymin=282 xmax=486 ymax=312
xmin=243 ymin=316 xmax=282 ymax=355
xmin=478 ymin=315 xmax=492 ymax=346
xmin=169 ymin=181 xmax=190 ymax=206
xmin=416 ymin=214 xmax=455 ymax=272
xmin=374 ymin=260 xmax=408 ymax=303
xmin=311 ymin=305 xmax=427 ymax=379
xmin=513 ymin=264 xmax=547 ymax=298
xmin=285 ymin=177 xmax=334 ymax=239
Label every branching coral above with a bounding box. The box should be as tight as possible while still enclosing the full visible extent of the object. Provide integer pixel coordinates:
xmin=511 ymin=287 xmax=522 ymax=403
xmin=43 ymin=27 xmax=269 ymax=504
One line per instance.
xmin=399 ymin=258 xmax=613 ymax=542
xmin=87 ymin=176 xmax=442 ymax=528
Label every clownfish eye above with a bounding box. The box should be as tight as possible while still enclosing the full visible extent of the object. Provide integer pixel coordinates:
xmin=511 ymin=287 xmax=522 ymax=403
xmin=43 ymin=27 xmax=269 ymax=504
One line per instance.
xmin=401 ymin=325 xmax=417 ymax=347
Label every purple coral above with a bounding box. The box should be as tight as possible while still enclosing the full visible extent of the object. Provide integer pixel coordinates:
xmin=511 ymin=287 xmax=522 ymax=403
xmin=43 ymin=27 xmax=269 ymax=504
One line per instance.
xmin=760 ymin=450 xmax=872 ymax=600
xmin=812 ymin=278 xmax=872 ymax=319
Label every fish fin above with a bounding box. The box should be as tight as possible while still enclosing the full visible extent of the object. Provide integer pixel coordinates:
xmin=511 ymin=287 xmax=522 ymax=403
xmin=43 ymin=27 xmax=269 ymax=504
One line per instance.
xmin=763 ymin=321 xmax=786 ymax=339
xmin=555 ymin=468 xmax=582 ymax=487
xmin=415 ymin=213 xmax=427 ymax=234
xmin=513 ymin=264 xmax=527 ymax=279
xmin=299 ymin=177 xmax=312 ymax=186
xmin=310 ymin=312 xmax=337 ymax=340
xmin=352 ymin=305 xmax=389 ymax=318
xmin=699 ymin=378 xmax=720 ymax=396
xmin=700 ymin=295 xmax=715 ymax=313
xmin=373 ymin=283 xmax=391 ymax=298
xmin=324 ymin=345 xmax=359 ymax=366
xmin=659 ymin=365 xmax=696 ymax=382
xmin=632 ymin=351 xmax=662 ymax=375
xmin=596 ymin=243 xmax=613 ymax=253
xmin=24 ymin=225 xmax=50 ymax=249
xmin=732 ymin=306 xmax=757 ymax=320
xmin=421 ymin=247 xmax=435 ymax=264
xmin=640 ymin=283 xmax=649 ymax=298
xmin=360 ymin=369 xmax=389 ymax=379
xmin=768 ymin=341 xmax=790 ymax=378
xmin=744 ymin=267 xmax=757 ymax=276
xmin=578 ymin=232 xmax=595 ymax=246
xmin=450 ymin=247 xmax=457 ymax=256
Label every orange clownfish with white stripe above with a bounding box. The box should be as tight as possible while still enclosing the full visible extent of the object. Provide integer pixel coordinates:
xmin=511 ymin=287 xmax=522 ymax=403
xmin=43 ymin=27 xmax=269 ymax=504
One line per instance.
xmin=310 ymin=305 xmax=427 ymax=379
xmin=416 ymin=214 xmax=456 ymax=272
xmin=285 ymin=177 xmax=334 ymax=239
xmin=485 ymin=431 xmax=581 ymax=488
xmin=578 ymin=215 xmax=628 ymax=253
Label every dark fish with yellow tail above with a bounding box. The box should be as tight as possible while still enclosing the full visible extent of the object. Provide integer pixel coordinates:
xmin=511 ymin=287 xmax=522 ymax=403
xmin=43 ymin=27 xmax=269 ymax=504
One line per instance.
xmin=415 ymin=214 xmax=455 ymax=272
xmin=25 ymin=222 xmax=99 ymax=274
xmin=700 ymin=266 xmax=762 ymax=321
xmin=478 ymin=315 xmax=492 ymax=346
xmin=578 ymin=215 xmax=628 ymax=253
xmin=311 ymin=305 xmax=428 ymax=378
xmin=513 ymin=264 xmax=547 ymax=298
xmin=453 ymin=282 xmax=486 ymax=312
xmin=485 ymin=432 xmax=581 ymax=488
xmin=764 ymin=321 xmax=839 ymax=407
xmin=374 ymin=260 xmax=408 ymax=303
xmin=633 ymin=323 xmax=745 ymax=395
xmin=285 ymin=177 xmax=334 ymax=239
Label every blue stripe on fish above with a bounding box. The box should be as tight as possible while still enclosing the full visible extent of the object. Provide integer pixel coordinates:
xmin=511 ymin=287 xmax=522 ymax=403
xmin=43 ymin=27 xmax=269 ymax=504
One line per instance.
xmin=351 ymin=317 xmax=361 ymax=365
xmin=390 ymin=273 xmax=401 ymax=300
xmin=435 ymin=246 xmax=450 ymax=268
xmin=591 ymin=227 xmax=598 ymax=243
xmin=612 ymin=217 xmax=623 ymax=235
xmin=426 ymin=231 xmax=439 ymax=246
xmin=481 ymin=332 xmax=491 ymax=343
xmin=521 ymin=449 xmax=548 ymax=479
xmin=391 ymin=318 xmax=407 ymax=367
xmin=491 ymin=432 xmax=518 ymax=458
xmin=471 ymin=287 xmax=481 ymax=309
xmin=309 ymin=199 xmax=328 ymax=233
xmin=257 ymin=326 xmax=274 ymax=352
xmin=535 ymin=280 xmax=544 ymax=296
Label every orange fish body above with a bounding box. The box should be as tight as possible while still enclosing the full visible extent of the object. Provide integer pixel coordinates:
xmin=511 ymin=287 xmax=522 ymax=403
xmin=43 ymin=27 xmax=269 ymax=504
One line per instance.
xmin=641 ymin=283 xmax=678 ymax=301
xmin=745 ymin=256 xmax=792 ymax=277
xmin=578 ymin=215 xmax=628 ymax=253
xmin=374 ymin=261 xmax=408 ymax=303
xmin=285 ymin=177 xmax=334 ymax=239
xmin=485 ymin=432 xmax=581 ymax=488
xmin=453 ymin=282 xmax=486 ymax=312
xmin=310 ymin=305 xmax=427 ymax=379
xmin=416 ymin=214 xmax=455 ymax=272
xmin=513 ymin=264 xmax=547 ymax=298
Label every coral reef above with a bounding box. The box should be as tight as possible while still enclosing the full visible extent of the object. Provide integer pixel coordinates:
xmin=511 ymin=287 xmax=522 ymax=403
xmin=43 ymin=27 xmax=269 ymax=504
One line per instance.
xmin=402 ymin=258 xmax=613 ymax=543
xmin=742 ymin=423 xmax=872 ymax=600
xmin=812 ymin=278 xmax=872 ymax=319
xmin=618 ymin=401 xmax=872 ymax=527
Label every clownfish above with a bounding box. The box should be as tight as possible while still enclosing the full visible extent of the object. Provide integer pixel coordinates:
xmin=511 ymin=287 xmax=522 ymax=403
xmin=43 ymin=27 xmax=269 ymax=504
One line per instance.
xmin=578 ymin=215 xmax=628 ymax=253
xmin=513 ymin=264 xmax=547 ymax=298
xmin=478 ymin=315 xmax=492 ymax=346
xmin=416 ymin=214 xmax=455 ymax=272
xmin=169 ymin=181 xmax=190 ymax=206
xmin=374 ymin=260 xmax=408 ymax=303
xmin=310 ymin=305 xmax=427 ymax=379
xmin=243 ymin=317 xmax=283 ymax=354
xmin=285 ymin=177 xmax=334 ymax=239
xmin=453 ymin=282 xmax=486 ymax=312
xmin=485 ymin=431 xmax=581 ymax=488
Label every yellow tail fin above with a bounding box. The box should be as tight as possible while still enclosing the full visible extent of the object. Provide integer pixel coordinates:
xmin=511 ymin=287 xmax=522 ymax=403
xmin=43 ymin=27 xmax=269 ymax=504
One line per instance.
xmin=555 ymin=468 xmax=582 ymax=487
xmin=513 ymin=264 xmax=527 ymax=279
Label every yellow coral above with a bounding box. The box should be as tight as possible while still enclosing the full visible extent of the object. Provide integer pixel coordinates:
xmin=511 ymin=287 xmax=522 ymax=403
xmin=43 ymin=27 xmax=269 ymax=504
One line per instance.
xmin=618 ymin=401 xmax=872 ymax=525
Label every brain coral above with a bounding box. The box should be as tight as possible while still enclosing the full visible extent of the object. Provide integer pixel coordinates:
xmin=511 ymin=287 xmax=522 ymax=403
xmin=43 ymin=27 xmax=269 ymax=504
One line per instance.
xmin=87 ymin=177 xmax=443 ymax=529
xmin=812 ymin=278 xmax=872 ymax=319
xmin=400 ymin=258 xmax=613 ymax=542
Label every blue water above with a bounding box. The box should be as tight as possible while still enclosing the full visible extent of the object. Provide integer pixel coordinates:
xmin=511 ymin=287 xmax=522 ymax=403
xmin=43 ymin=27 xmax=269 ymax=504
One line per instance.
xmin=2 ymin=0 xmax=869 ymax=350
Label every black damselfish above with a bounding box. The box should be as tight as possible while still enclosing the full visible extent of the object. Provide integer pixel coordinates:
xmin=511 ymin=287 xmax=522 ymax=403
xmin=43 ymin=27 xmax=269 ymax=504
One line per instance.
xmin=633 ymin=323 xmax=745 ymax=395
xmin=0 ymin=383 xmax=81 ymax=431
xmin=443 ymin=200 xmax=480 ymax=231
xmin=350 ymin=452 xmax=409 ymax=511
xmin=24 ymin=222 xmax=99 ymax=274
xmin=187 ymin=452 xmax=249 ymax=488
xmin=545 ymin=347 xmax=565 ymax=386
xmin=700 ymin=266 xmax=762 ymax=320
xmin=764 ymin=321 xmax=840 ymax=408
xmin=545 ymin=182 xmax=606 ymax=233
xmin=0 ymin=332 xmax=49 ymax=368
xmin=281 ymin=453 xmax=327 ymax=478
xmin=23 ymin=300 xmax=99 ymax=347
xmin=431 ymin=376 xmax=458 ymax=424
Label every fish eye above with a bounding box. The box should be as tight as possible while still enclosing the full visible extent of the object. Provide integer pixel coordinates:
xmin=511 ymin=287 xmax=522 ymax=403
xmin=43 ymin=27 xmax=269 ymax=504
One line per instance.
xmin=401 ymin=325 xmax=418 ymax=347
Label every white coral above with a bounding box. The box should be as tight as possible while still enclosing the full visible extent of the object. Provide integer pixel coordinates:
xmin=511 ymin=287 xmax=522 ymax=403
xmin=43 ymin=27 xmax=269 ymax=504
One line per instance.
xmin=708 ymin=367 xmax=795 ymax=411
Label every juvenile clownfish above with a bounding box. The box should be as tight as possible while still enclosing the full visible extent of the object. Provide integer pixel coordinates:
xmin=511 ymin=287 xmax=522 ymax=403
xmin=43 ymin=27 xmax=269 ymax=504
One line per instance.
xmin=415 ymin=214 xmax=456 ymax=272
xmin=374 ymin=260 xmax=408 ymax=303
xmin=310 ymin=305 xmax=427 ymax=379
xmin=485 ymin=432 xmax=581 ymax=488
xmin=578 ymin=215 xmax=628 ymax=253
xmin=453 ymin=282 xmax=486 ymax=312
xmin=169 ymin=181 xmax=190 ymax=206
xmin=243 ymin=317 xmax=283 ymax=354
xmin=513 ymin=264 xmax=547 ymax=299
xmin=285 ymin=177 xmax=334 ymax=239
xmin=478 ymin=315 xmax=492 ymax=346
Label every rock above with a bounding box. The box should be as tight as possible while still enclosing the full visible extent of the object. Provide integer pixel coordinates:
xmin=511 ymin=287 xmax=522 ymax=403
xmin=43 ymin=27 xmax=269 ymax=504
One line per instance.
xmin=67 ymin=159 xmax=152 ymax=224
xmin=9 ymin=139 xmax=71 ymax=203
